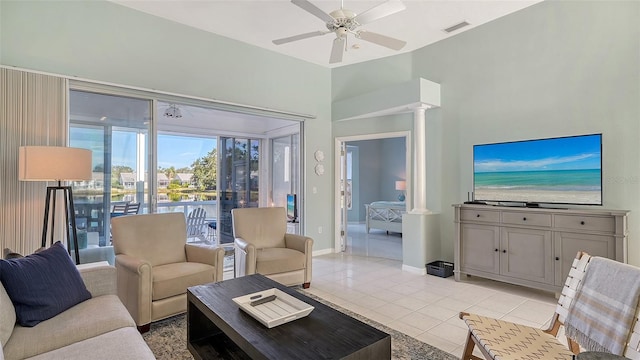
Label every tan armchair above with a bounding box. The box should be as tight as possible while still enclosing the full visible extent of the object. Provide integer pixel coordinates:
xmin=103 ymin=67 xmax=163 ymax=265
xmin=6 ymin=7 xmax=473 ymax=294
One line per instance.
xmin=232 ymin=207 xmax=313 ymax=288
xmin=111 ymin=212 xmax=224 ymax=332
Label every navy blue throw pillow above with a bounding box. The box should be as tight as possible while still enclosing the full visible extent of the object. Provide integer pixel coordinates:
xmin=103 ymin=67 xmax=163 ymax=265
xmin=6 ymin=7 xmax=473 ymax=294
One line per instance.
xmin=0 ymin=241 xmax=91 ymax=326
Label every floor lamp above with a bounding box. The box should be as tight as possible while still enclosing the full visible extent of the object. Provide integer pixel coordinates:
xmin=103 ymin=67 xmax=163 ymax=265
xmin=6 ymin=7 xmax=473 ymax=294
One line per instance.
xmin=19 ymin=146 xmax=92 ymax=264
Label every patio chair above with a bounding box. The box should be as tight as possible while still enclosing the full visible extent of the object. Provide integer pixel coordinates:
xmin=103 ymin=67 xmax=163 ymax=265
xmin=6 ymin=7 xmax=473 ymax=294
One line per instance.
xmin=111 ymin=203 xmax=128 ymax=214
xmin=186 ymin=208 xmax=208 ymax=243
xmin=125 ymin=202 xmax=140 ymax=214
xmin=459 ymin=252 xmax=640 ymax=360
xmin=111 ymin=202 xmax=140 ymax=218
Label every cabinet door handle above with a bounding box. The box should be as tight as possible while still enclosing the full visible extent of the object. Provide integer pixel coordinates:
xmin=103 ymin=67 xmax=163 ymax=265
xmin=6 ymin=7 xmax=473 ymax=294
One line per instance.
xmin=494 ymin=248 xmax=499 ymax=252
xmin=522 ymin=217 xmax=527 ymax=221
xmin=502 ymin=250 xmax=507 ymax=253
xmin=580 ymin=221 xmax=585 ymax=225
xmin=556 ymin=257 xmax=560 ymax=261
xmin=476 ymin=214 xmax=481 ymax=218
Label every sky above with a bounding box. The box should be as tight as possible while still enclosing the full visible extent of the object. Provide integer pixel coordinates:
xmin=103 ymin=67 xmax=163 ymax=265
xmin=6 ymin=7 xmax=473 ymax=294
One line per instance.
xmin=474 ymin=134 xmax=602 ymax=173
xmin=70 ymin=128 xmax=216 ymax=170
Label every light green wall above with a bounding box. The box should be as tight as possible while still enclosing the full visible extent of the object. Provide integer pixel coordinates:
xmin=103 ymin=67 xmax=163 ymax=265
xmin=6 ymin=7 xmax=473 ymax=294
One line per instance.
xmin=332 ymin=0 xmax=640 ymax=265
xmin=0 ymin=0 xmax=335 ymax=251
xmin=3 ymin=0 xmax=639 ymax=263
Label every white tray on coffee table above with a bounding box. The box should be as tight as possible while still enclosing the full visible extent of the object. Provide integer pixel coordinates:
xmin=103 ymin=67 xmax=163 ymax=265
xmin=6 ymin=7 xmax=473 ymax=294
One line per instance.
xmin=232 ymin=288 xmax=314 ymax=328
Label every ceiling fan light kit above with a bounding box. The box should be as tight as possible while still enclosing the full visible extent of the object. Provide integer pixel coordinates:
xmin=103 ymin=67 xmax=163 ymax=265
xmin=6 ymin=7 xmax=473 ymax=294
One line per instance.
xmin=164 ymin=104 xmax=182 ymax=118
xmin=273 ymin=0 xmax=407 ymax=64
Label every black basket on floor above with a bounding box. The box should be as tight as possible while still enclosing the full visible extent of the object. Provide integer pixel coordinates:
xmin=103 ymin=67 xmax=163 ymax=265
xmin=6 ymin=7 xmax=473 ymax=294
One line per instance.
xmin=426 ymin=261 xmax=454 ymax=278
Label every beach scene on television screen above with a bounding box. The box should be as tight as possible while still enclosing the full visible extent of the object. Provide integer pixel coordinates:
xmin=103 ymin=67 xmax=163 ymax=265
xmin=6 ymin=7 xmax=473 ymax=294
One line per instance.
xmin=474 ymin=135 xmax=602 ymax=205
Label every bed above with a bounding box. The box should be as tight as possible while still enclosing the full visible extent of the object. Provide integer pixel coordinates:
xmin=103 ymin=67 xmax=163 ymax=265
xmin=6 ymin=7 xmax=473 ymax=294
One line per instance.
xmin=364 ymin=201 xmax=406 ymax=233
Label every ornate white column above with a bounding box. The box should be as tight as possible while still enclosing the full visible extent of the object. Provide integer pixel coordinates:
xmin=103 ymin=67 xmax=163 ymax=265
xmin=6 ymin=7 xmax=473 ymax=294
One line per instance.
xmin=412 ymin=105 xmax=430 ymax=214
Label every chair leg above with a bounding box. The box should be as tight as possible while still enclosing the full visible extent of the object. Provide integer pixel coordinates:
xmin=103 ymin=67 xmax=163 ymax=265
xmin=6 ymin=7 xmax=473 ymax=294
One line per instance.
xmin=137 ymin=323 xmax=151 ymax=334
xmin=302 ymin=282 xmax=310 ymax=289
xmin=461 ymin=330 xmax=487 ymax=360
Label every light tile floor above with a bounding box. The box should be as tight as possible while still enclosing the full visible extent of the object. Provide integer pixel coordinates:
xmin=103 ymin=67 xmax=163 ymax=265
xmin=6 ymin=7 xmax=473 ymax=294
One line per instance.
xmin=302 ymin=223 xmax=559 ymax=358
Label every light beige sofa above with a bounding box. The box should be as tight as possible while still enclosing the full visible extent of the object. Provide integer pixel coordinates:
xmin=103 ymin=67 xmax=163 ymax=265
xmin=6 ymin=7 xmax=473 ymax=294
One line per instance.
xmin=0 ymin=262 xmax=155 ymax=360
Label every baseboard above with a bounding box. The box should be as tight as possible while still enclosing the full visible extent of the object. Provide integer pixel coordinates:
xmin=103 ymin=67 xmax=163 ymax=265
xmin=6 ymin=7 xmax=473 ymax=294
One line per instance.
xmin=402 ymin=264 xmax=426 ymax=275
xmin=312 ymin=248 xmax=334 ymax=257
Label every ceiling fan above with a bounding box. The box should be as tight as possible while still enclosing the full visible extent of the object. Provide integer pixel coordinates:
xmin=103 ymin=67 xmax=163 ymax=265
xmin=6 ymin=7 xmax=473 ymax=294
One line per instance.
xmin=273 ymin=0 xmax=407 ymax=64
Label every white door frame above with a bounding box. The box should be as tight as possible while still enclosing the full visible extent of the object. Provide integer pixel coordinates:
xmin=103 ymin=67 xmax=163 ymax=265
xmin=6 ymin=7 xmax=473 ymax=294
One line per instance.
xmin=333 ymin=131 xmax=412 ymax=253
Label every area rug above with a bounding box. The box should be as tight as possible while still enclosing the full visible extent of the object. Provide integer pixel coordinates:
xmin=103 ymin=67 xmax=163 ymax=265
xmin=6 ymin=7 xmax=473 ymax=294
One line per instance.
xmin=143 ymin=291 xmax=458 ymax=360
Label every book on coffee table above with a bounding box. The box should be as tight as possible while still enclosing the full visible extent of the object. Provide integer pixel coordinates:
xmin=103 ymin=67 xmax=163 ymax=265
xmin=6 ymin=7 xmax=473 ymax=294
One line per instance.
xmin=232 ymin=288 xmax=314 ymax=328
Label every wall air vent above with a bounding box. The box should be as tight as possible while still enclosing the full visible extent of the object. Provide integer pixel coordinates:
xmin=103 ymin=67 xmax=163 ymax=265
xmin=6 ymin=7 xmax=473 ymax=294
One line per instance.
xmin=443 ymin=21 xmax=470 ymax=33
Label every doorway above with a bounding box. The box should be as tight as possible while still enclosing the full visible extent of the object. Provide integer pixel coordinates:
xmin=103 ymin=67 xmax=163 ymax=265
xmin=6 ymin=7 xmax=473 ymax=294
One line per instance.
xmin=334 ymin=131 xmax=411 ymax=260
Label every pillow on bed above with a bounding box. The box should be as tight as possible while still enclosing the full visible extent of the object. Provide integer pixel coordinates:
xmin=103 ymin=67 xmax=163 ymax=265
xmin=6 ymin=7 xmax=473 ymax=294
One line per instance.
xmin=0 ymin=241 xmax=91 ymax=327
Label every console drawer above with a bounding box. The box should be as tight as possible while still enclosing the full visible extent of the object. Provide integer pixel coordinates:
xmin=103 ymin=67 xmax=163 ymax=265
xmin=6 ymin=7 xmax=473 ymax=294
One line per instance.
xmin=554 ymin=215 xmax=615 ymax=233
xmin=502 ymin=212 xmax=552 ymax=227
xmin=460 ymin=209 xmax=500 ymax=223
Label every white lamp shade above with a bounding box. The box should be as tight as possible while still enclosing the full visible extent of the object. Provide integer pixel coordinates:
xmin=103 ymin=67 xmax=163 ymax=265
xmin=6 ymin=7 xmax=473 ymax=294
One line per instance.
xmin=395 ymin=180 xmax=406 ymax=191
xmin=19 ymin=146 xmax=92 ymax=181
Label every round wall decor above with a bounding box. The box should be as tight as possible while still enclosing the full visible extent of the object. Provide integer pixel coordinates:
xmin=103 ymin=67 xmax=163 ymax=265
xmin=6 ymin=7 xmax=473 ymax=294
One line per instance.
xmin=314 ymin=150 xmax=325 ymax=162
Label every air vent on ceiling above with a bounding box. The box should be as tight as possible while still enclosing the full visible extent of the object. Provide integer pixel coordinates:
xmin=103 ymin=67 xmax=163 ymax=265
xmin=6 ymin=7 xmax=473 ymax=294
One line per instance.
xmin=443 ymin=21 xmax=470 ymax=33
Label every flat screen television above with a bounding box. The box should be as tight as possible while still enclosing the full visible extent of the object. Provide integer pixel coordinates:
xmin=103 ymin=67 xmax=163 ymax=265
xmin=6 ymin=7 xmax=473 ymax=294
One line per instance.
xmin=473 ymin=134 xmax=602 ymax=206
xmin=286 ymin=194 xmax=297 ymax=222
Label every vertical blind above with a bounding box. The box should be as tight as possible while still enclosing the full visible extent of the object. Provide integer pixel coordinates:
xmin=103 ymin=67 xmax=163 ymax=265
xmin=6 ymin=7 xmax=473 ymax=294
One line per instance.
xmin=0 ymin=68 xmax=68 ymax=254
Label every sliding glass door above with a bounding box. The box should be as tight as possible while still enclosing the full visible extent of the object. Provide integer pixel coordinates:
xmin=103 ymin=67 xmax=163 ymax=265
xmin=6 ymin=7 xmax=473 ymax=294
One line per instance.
xmin=68 ymin=86 xmax=302 ymax=265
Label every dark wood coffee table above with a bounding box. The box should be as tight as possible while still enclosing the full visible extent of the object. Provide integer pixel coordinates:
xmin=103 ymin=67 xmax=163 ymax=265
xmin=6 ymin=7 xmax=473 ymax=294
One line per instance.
xmin=187 ymin=274 xmax=391 ymax=360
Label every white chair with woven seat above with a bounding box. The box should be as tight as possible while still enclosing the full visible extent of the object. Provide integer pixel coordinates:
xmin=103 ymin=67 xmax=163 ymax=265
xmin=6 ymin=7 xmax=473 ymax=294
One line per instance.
xmin=459 ymin=252 xmax=640 ymax=360
xmin=111 ymin=212 xmax=225 ymax=332
xmin=232 ymin=207 xmax=313 ymax=288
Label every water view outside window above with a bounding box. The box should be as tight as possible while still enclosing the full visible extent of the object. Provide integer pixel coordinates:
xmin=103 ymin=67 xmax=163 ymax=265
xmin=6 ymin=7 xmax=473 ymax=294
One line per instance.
xmin=156 ymin=134 xmax=218 ymax=226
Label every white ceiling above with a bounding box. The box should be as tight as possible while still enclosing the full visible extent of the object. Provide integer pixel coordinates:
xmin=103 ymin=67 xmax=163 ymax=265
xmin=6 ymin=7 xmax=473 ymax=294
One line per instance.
xmin=70 ymin=90 xmax=299 ymax=136
xmin=111 ymin=0 xmax=542 ymax=68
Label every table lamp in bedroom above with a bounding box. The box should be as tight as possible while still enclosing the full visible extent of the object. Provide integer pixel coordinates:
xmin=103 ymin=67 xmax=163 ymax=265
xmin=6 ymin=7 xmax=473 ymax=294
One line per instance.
xmin=395 ymin=181 xmax=406 ymax=202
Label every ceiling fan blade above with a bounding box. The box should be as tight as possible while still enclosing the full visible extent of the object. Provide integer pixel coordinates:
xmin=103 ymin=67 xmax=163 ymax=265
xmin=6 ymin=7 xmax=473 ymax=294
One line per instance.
xmin=273 ymin=31 xmax=328 ymax=45
xmin=329 ymin=37 xmax=345 ymax=64
xmin=291 ymin=0 xmax=335 ymax=24
xmin=353 ymin=0 xmax=406 ymax=25
xmin=357 ymin=31 xmax=406 ymax=50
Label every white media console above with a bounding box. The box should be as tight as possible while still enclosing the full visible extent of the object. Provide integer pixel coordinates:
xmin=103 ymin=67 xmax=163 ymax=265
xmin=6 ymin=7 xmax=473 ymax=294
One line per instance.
xmin=453 ymin=204 xmax=629 ymax=293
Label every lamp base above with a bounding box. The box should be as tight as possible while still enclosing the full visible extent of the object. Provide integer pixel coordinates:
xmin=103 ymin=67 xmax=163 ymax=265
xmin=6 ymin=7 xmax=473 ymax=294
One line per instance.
xmin=398 ymin=194 xmax=406 ymax=202
xmin=42 ymin=185 xmax=81 ymax=264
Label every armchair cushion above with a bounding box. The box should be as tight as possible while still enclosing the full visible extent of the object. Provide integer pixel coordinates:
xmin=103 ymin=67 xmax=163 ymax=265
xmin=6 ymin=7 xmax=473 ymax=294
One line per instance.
xmin=112 ymin=212 xmax=187 ymax=266
xmin=232 ymin=207 xmax=287 ymax=248
xmin=256 ymin=248 xmax=306 ymax=275
xmin=0 ymin=242 xmax=91 ymax=327
xmin=152 ymin=262 xmax=217 ymax=301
